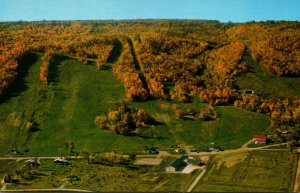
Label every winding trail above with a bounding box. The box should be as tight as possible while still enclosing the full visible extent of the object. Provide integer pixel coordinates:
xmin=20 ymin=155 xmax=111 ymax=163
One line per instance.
xmin=293 ymin=151 xmax=300 ymax=192
xmin=241 ymin=139 xmax=253 ymax=149
xmin=1 ymin=183 xmax=7 ymax=191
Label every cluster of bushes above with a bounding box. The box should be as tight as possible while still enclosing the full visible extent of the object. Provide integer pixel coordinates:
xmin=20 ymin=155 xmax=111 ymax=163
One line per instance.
xmin=40 ymin=49 xmax=55 ymax=84
xmin=173 ymin=103 xmax=218 ymax=121
xmin=234 ymin=95 xmax=300 ymax=124
xmin=95 ymin=102 xmax=154 ymax=136
xmin=89 ymin=151 xmax=132 ymax=165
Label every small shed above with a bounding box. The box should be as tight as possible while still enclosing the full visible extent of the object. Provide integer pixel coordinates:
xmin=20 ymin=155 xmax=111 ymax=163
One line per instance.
xmin=184 ymin=157 xmax=201 ymax=166
xmin=244 ymin=90 xmax=254 ymax=95
xmin=208 ymin=147 xmax=220 ymax=152
xmin=54 ymin=158 xmax=69 ymax=165
xmin=166 ymin=165 xmax=176 ymax=173
xmin=25 ymin=159 xmax=34 ymax=163
xmin=253 ymin=134 xmax=267 ymax=144
xmin=25 ymin=159 xmax=40 ymax=167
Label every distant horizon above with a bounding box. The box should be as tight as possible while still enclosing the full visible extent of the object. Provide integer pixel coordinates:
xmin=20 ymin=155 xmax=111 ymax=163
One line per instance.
xmin=0 ymin=18 xmax=299 ymax=23
xmin=0 ymin=0 xmax=299 ymax=22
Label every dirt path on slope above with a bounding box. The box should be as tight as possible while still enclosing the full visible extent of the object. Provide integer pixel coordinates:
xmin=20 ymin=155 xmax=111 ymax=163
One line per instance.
xmin=293 ymin=153 xmax=300 ymax=192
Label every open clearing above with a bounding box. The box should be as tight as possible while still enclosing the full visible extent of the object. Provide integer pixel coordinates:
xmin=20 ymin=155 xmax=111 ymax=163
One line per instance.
xmin=134 ymin=158 xmax=163 ymax=166
xmin=236 ymin=51 xmax=300 ymax=98
xmin=194 ymin=150 xmax=297 ymax=192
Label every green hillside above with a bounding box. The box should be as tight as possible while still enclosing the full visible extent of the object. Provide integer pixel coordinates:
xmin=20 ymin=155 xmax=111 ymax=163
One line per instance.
xmin=236 ymin=51 xmax=300 ymax=98
xmin=0 ymin=52 xmax=271 ymax=156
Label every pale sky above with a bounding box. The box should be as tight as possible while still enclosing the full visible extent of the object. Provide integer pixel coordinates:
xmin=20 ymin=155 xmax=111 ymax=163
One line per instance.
xmin=0 ymin=0 xmax=299 ymax=22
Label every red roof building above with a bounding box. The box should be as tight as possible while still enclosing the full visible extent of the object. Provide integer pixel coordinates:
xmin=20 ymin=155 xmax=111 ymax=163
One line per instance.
xmin=253 ymin=134 xmax=267 ymax=144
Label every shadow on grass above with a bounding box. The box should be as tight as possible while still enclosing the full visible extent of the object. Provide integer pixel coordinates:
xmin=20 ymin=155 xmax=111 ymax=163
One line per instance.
xmin=199 ymin=117 xmax=217 ymax=121
xmin=24 ymin=175 xmax=41 ymax=181
xmin=30 ymin=122 xmax=41 ymax=132
xmin=181 ymin=116 xmax=196 ymax=121
xmin=107 ymin=39 xmax=122 ymax=63
xmin=101 ymin=64 xmax=112 ymax=71
xmin=48 ymin=55 xmax=68 ymax=84
xmin=139 ymin=135 xmax=168 ymax=140
xmin=0 ymin=52 xmax=38 ymax=104
xmin=126 ymin=132 xmax=168 ymax=140
xmin=86 ymin=60 xmax=96 ymax=66
xmin=36 ymin=172 xmax=48 ymax=177
xmin=152 ymin=121 xmax=165 ymax=126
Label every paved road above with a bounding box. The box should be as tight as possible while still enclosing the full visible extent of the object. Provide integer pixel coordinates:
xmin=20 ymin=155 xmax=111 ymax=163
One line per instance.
xmin=0 ymin=143 xmax=287 ymax=161
xmin=186 ymin=142 xmax=288 ymax=156
xmin=186 ymin=169 xmax=207 ymax=192
xmin=0 ymin=156 xmax=79 ymax=160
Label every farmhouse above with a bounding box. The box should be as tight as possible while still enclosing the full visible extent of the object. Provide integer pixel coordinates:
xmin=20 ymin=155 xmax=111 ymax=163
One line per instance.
xmin=253 ymin=134 xmax=267 ymax=144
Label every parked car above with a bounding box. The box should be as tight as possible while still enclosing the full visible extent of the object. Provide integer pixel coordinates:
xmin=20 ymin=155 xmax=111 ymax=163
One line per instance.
xmin=147 ymin=149 xmax=159 ymax=154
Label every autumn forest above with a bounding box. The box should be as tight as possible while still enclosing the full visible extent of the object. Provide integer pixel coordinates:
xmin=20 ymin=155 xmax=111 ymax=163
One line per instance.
xmin=0 ymin=20 xmax=299 ymax=154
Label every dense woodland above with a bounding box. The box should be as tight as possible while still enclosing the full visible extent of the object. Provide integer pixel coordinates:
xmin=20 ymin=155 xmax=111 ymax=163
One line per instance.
xmin=0 ymin=20 xmax=299 ymax=145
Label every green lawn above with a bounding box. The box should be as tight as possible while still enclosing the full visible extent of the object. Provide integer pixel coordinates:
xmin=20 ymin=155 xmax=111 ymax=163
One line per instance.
xmin=28 ymin=55 xmax=127 ymax=155
xmin=0 ymin=53 xmax=51 ymax=154
xmin=0 ymin=53 xmax=271 ymax=156
xmin=130 ymin=101 xmax=271 ymax=150
xmin=194 ymin=150 xmax=297 ymax=192
xmin=236 ymin=51 xmax=300 ymax=98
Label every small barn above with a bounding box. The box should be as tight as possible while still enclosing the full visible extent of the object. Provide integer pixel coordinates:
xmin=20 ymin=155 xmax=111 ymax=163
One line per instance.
xmin=25 ymin=159 xmax=40 ymax=167
xmin=166 ymin=156 xmax=202 ymax=173
xmin=166 ymin=156 xmax=187 ymax=173
xmin=253 ymin=134 xmax=267 ymax=144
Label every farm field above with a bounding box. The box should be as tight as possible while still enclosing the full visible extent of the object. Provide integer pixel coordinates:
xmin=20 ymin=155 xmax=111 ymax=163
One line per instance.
xmin=194 ymin=150 xmax=298 ymax=192
xmin=0 ymin=53 xmax=271 ymax=156
xmin=0 ymin=158 xmax=199 ymax=192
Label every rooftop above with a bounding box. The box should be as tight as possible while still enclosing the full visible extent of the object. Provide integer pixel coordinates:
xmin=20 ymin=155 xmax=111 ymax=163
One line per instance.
xmin=253 ymin=134 xmax=267 ymax=140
